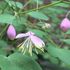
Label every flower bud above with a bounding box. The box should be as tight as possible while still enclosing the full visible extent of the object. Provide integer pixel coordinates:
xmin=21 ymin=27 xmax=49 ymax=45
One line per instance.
xmin=42 ymin=23 xmax=51 ymax=29
xmin=7 ymin=24 xmax=16 ymax=40
xmin=60 ymin=18 xmax=70 ymax=32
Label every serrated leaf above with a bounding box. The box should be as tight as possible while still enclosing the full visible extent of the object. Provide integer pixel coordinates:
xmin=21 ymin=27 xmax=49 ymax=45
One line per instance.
xmin=27 ymin=11 xmax=49 ymax=20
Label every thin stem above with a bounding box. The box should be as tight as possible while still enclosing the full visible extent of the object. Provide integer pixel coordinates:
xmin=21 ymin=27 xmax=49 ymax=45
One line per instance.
xmin=66 ymin=11 xmax=70 ymax=18
xmin=19 ymin=0 xmax=62 ymax=14
xmin=63 ymin=1 xmax=70 ymax=4
xmin=46 ymin=34 xmax=58 ymax=47
xmin=0 ymin=24 xmax=9 ymax=39
xmin=23 ymin=0 xmax=32 ymax=9
xmin=36 ymin=0 xmax=39 ymax=11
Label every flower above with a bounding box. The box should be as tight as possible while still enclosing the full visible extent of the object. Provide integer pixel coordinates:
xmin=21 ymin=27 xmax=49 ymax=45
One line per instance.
xmin=42 ymin=23 xmax=51 ymax=29
xmin=16 ymin=31 xmax=45 ymax=55
xmin=16 ymin=31 xmax=35 ymax=38
xmin=30 ymin=35 xmax=45 ymax=48
xmin=60 ymin=18 xmax=70 ymax=31
xmin=7 ymin=24 xmax=16 ymax=40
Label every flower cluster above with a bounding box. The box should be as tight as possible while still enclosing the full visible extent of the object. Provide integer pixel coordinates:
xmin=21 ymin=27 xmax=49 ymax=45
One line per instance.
xmin=7 ymin=25 xmax=45 ymax=55
xmin=7 ymin=11 xmax=70 ymax=55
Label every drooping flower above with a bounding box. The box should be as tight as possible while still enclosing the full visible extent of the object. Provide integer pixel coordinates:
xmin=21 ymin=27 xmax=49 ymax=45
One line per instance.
xmin=16 ymin=31 xmax=35 ymax=38
xmin=7 ymin=24 xmax=16 ymax=40
xmin=16 ymin=31 xmax=45 ymax=55
xmin=60 ymin=18 xmax=70 ymax=31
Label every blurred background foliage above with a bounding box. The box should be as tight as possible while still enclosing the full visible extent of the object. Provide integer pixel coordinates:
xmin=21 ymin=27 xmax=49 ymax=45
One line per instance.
xmin=0 ymin=0 xmax=70 ymax=70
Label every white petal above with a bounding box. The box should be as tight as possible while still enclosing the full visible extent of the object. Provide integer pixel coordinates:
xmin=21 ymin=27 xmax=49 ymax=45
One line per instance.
xmin=16 ymin=33 xmax=28 ymax=38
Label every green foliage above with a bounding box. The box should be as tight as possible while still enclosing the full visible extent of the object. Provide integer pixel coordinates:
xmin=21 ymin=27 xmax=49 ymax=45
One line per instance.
xmin=0 ymin=40 xmax=8 ymax=55
xmin=47 ymin=44 xmax=70 ymax=65
xmin=0 ymin=0 xmax=70 ymax=70
xmin=54 ymin=2 xmax=70 ymax=7
xmin=66 ymin=30 xmax=70 ymax=34
xmin=61 ymin=39 xmax=70 ymax=45
xmin=0 ymin=14 xmax=15 ymax=24
xmin=0 ymin=53 xmax=42 ymax=70
xmin=5 ymin=0 xmax=23 ymax=9
xmin=27 ymin=11 xmax=49 ymax=20
xmin=13 ymin=16 xmax=27 ymax=31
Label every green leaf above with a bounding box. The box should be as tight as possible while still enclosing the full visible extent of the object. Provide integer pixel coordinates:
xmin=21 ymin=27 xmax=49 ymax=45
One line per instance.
xmin=47 ymin=44 xmax=70 ymax=65
xmin=0 ymin=40 xmax=8 ymax=48
xmin=49 ymin=56 xmax=59 ymax=64
xmin=0 ymin=1 xmax=7 ymax=9
xmin=61 ymin=39 xmax=70 ymax=45
xmin=0 ymin=55 xmax=20 ymax=70
xmin=13 ymin=17 xmax=27 ymax=25
xmin=15 ymin=2 xmax=23 ymax=9
xmin=9 ymin=1 xmax=23 ymax=9
xmin=8 ymin=52 xmax=42 ymax=70
xmin=66 ymin=30 xmax=70 ymax=34
xmin=0 ymin=14 xmax=15 ymax=24
xmin=47 ymin=7 xmax=66 ymax=14
xmin=0 ymin=53 xmax=42 ymax=70
xmin=54 ymin=2 xmax=70 ymax=7
xmin=13 ymin=16 xmax=27 ymax=31
xmin=27 ymin=11 xmax=49 ymax=20
xmin=0 ymin=40 xmax=9 ymax=55
xmin=5 ymin=0 xmax=23 ymax=9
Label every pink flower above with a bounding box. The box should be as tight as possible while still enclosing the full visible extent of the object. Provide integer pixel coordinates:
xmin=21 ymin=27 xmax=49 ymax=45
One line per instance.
xmin=16 ymin=31 xmax=45 ymax=48
xmin=16 ymin=31 xmax=45 ymax=55
xmin=16 ymin=31 xmax=35 ymax=38
xmin=30 ymin=35 xmax=45 ymax=48
xmin=60 ymin=18 xmax=70 ymax=31
xmin=7 ymin=24 xmax=16 ymax=40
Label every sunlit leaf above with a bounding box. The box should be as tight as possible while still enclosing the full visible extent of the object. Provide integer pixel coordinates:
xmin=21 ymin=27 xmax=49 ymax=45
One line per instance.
xmin=27 ymin=11 xmax=49 ymax=20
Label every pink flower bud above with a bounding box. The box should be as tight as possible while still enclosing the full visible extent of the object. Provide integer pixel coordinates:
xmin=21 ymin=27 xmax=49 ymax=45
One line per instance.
xmin=60 ymin=18 xmax=70 ymax=32
xmin=7 ymin=24 xmax=16 ymax=40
